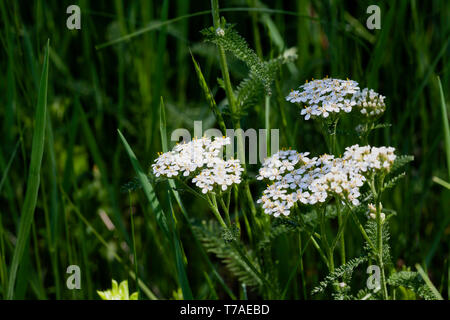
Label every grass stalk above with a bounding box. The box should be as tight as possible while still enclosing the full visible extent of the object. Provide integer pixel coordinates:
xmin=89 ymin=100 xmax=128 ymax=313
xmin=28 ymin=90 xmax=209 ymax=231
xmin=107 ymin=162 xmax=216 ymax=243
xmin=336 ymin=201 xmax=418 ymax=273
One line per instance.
xmin=7 ymin=40 xmax=50 ymax=299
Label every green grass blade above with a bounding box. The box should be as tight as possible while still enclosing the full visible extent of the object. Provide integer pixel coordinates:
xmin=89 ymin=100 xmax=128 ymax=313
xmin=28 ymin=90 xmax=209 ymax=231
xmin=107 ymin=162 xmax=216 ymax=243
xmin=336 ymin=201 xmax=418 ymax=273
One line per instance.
xmin=167 ymin=191 xmax=193 ymax=299
xmin=415 ymin=263 xmax=444 ymax=300
xmin=159 ymin=97 xmax=168 ymax=153
xmin=6 ymin=40 xmax=50 ymax=299
xmin=190 ymin=51 xmax=227 ymax=134
xmin=117 ymin=129 xmax=170 ymax=240
xmin=432 ymin=176 xmax=450 ymax=190
xmin=437 ymin=76 xmax=450 ymax=180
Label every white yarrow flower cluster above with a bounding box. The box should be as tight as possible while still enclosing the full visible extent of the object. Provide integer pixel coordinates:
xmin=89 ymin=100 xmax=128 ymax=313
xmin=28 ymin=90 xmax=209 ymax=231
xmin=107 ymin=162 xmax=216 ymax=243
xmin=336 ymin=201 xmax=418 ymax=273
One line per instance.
xmin=286 ymin=78 xmax=360 ymax=120
xmin=354 ymin=88 xmax=386 ymax=119
xmin=342 ymin=145 xmax=396 ymax=175
xmin=257 ymin=145 xmax=396 ymax=217
xmin=152 ymin=137 xmax=243 ymax=194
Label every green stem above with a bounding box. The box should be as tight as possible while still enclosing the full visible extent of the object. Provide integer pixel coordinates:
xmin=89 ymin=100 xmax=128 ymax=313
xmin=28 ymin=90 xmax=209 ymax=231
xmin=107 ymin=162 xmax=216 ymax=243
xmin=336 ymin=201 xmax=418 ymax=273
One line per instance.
xmin=210 ymin=0 xmax=256 ymax=224
xmin=349 ymin=207 xmax=376 ymax=252
xmin=310 ymin=234 xmax=329 ymax=269
xmin=207 ymin=194 xmax=227 ymax=229
xmin=368 ymin=175 xmax=388 ymax=300
xmin=375 ymin=200 xmax=389 ymax=300
xmin=296 ymin=206 xmax=328 ymax=266
xmin=330 ymin=118 xmax=339 ymax=156
xmin=218 ymin=194 xmax=232 ymax=226
xmin=336 ymin=201 xmax=346 ymax=265
xmin=319 ymin=206 xmax=334 ymax=272
xmin=298 ymin=233 xmax=307 ymax=299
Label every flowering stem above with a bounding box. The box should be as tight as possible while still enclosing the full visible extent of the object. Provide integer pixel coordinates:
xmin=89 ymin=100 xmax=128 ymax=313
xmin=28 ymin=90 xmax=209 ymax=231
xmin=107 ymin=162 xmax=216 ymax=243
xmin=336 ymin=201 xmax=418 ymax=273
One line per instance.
xmin=368 ymin=176 xmax=389 ymax=300
xmin=297 ymin=234 xmax=308 ymax=299
xmin=332 ymin=202 xmax=349 ymax=264
xmin=330 ymin=117 xmax=339 ymax=156
xmin=310 ymin=234 xmax=329 ymax=268
xmin=207 ymin=193 xmax=227 ymax=229
xmin=348 ymin=204 xmax=376 ymax=252
xmin=375 ymin=201 xmax=389 ymax=300
xmin=210 ymin=0 xmax=257 ymax=228
xmin=218 ymin=194 xmax=232 ymax=226
xmin=296 ymin=206 xmax=329 ymax=268
xmin=319 ymin=206 xmax=334 ymax=272
xmin=336 ymin=200 xmax=346 ymax=265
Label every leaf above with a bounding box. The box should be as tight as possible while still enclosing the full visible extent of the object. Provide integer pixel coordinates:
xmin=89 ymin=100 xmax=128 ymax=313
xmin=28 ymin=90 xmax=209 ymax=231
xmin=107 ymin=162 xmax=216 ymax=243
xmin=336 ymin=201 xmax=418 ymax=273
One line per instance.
xmin=7 ymin=40 xmax=49 ymax=299
xmin=202 ymin=24 xmax=271 ymax=92
xmin=432 ymin=176 xmax=450 ymax=190
xmin=117 ymin=130 xmax=171 ymax=241
xmin=193 ymin=220 xmax=263 ymax=290
xmin=97 ymin=280 xmax=139 ymax=300
xmin=437 ymin=76 xmax=450 ymax=180
xmin=372 ymin=123 xmax=392 ymax=130
xmin=167 ymin=191 xmax=193 ymax=299
xmin=415 ymin=264 xmax=443 ymax=300
xmin=190 ymin=52 xmax=227 ymax=134
xmin=391 ymin=155 xmax=414 ymax=173
xmin=364 ymin=220 xmax=391 ymax=263
xmin=311 ymin=256 xmax=367 ymax=295
xmin=382 ymin=172 xmax=406 ymax=191
xmin=388 ymin=270 xmax=439 ymax=300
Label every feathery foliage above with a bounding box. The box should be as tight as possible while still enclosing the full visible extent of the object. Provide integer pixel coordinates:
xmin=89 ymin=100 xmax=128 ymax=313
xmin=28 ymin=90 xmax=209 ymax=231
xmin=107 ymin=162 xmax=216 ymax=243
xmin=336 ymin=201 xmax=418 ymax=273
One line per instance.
xmin=388 ymin=271 xmax=437 ymax=300
xmin=192 ymin=220 xmax=263 ymax=290
xmin=311 ymin=256 xmax=367 ymax=295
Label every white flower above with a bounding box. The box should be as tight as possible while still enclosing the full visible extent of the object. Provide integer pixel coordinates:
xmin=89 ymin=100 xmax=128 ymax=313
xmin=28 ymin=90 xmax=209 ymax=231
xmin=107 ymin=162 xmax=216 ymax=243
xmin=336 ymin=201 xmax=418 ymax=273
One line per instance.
xmin=286 ymin=78 xmax=360 ymax=120
xmin=343 ymin=144 xmax=396 ymax=174
xmin=354 ymin=88 xmax=386 ymax=119
xmin=152 ymin=137 xmax=243 ymax=194
xmin=257 ymin=144 xmax=396 ymax=217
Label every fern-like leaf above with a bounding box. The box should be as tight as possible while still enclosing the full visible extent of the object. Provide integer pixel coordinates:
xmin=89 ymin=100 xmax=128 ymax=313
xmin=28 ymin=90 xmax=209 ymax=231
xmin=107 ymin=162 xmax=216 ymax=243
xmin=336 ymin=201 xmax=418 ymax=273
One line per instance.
xmin=311 ymin=256 xmax=367 ymax=295
xmin=388 ymin=271 xmax=437 ymax=300
xmin=202 ymin=24 xmax=270 ymax=89
xmin=364 ymin=220 xmax=391 ymax=264
xmin=192 ymin=220 xmax=263 ymax=289
xmin=382 ymin=172 xmax=406 ymax=191
xmin=391 ymin=155 xmax=414 ymax=173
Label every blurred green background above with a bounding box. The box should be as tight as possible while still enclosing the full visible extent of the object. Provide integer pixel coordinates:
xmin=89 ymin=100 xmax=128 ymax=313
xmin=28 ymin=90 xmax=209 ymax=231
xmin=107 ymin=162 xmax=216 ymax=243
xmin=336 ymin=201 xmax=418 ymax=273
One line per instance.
xmin=0 ymin=0 xmax=449 ymax=299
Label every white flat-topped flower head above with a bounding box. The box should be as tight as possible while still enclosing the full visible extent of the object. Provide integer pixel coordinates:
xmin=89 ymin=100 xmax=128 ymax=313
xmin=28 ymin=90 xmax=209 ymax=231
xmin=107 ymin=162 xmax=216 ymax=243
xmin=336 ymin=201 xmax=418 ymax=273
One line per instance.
xmin=152 ymin=136 xmax=243 ymax=194
xmin=286 ymin=78 xmax=360 ymax=120
xmin=343 ymin=144 xmax=396 ymax=175
xmin=257 ymin=144 xmax=396 ymax=217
